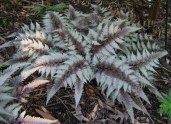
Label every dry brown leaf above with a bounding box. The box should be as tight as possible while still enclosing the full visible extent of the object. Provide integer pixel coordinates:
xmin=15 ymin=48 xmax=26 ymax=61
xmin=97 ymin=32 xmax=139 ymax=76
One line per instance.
xmin=0 ymin=36 xmax=5 ymax=44
xmin=88 ymin=104 xmax=98 ymax=120
xmin=35 ymin=108 xmax=61 ymax=124
xmin=84 ymin=84 xmax=96 ymax=97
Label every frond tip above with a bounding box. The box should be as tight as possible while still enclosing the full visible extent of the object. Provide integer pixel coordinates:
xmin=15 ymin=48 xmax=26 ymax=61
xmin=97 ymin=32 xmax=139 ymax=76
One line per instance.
xmin=20 ymin=79 xmax=49 ymax=96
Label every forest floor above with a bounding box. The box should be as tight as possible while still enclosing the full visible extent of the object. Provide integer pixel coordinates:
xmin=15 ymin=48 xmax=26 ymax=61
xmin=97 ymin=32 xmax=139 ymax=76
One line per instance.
xmin=0 ymin=0 xmax=171 ymax=124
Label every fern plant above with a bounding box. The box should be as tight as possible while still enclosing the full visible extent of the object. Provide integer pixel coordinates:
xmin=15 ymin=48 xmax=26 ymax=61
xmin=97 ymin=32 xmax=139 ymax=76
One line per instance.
xmin=0 ymin=65 xmax=20 ymax=123
xmin=0 ymin=85 xmax=15 ymax=123
xmin=0 ymin=4 xmax=167 ymax=123
xmin=0 ymin=66 xmax=56 ymax=123
xmin=159 ymin=90 xmax=171 ymax=120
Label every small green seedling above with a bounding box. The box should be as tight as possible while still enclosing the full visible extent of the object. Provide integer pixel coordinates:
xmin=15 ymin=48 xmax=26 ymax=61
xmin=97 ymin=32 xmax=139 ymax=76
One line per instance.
xmin=159 ymin=90 xmax=171 ymax=120
xmin=32 ymin=2 xmax=67 ymax=17
xmin=0 ymin=64 xmax=8 ymax=71
xmin=1 ymin=18 xmax=9 ymax=30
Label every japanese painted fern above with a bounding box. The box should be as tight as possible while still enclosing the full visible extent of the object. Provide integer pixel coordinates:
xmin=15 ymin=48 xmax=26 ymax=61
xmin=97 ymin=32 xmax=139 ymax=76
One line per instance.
xmin=0 ymin=5 xmax=167 ymax=123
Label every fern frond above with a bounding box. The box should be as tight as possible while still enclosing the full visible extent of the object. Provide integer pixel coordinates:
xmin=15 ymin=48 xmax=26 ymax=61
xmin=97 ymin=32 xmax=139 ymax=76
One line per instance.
xmin=19 ymin=24 xmax=45 ymax=42
xmin=0 ymin=40 xmax=15 ymax=49
xmin=68 ymin=5 xmax=77 ymax=20
xmin=36 ymin=52 xmax=68 ymax=77
xmin=10 ymin=76 xmax=23 ymax=85
xmin=22 ymin=22 xmax=41 ymax=31
xmin=0 ymin=65 xmax=21 ymax=85
xmin=27 ymin=32 xmax=47 ymax=45
xmin=0 ymin=93 xmax=15 ymax=100
xmin=0 ymin=86 xmax=13 ymax=92
xmin=53 ymin=37 xmax=68 ymax=53
xmin=0 ymin=23 xmax=45 ymax=50
xmin=5 ymin=52 xmax=29 ymax=65
xmin=47 ymin=56 xmax=92 ymax=105
xmin=95 ymin=60 xmax=138 ymax=94
xmin=0 ymin=101 xmax=11 ymax=115
xmin=43 ymin=11 xmax=66 ymax=31
xmin=52 ymin=27 xmax=87 ymax=56
xmin=0 ymin=77 xmax=16 ymax=122
xmin=0 ymin=86 xmax=19 ymax=123
xmin=20 ymin=79 xmax=49 ymax=96
xmin=75 ymin=76 xmax=84 ymax=107
xmin=120 ymin=90 xmax=134 ymax=123
xmin=20 ymin=66 xmax=43 ymax=80
xmin=91 ymin=4 xmax=111 ymax=17
xmin=126 ymin=33 xmax=161 ymax=52
xmin=92 ymin=4 xmax=103 ymax=16
xmin=0 ymin=116 xmax=8 ymax=123
xmin=19 ymin=38 xmax=50 ymax=57
xmin=131 ymin=97 xmax=149 ymax=115
xmin=5 ymin=104 xmax=23 ymax=123
xmin=20 ymin=54 xmax=67 ymax=80
xmin=127 ymin=49 xmax=167 ymax=78
xmin=5 ymin=103 xmax=22 ymax=116
xmin=66 ymin=29 xmax=86 ymax=56
xmin=92 ymin=21 xmax=140 ymax=57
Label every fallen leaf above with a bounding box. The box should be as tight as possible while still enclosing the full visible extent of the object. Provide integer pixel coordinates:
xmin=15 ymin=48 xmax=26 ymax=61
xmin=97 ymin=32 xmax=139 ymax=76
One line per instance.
xmin=0 ymin=36 xmax=5 ymax=44
xmin=84 ymin=84 xmax=96 ymax=97
xmin=88 ymin=104 xmax=98 ymax=120
xmin=35 ymin=108 xmax=61 ymax=124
